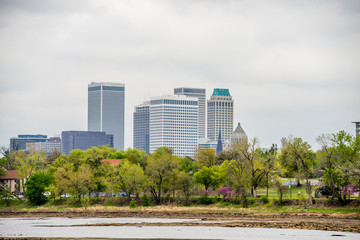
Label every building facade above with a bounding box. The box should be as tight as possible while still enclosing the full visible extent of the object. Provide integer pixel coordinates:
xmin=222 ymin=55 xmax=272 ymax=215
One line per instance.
xmin=207 ymin=88 xmax=234 ymax=142
xmin=26 ymin=137 xmax=62 ymax=154
xmin=88 ymin=82 xmax=125 ymax=150
xmin=231 ymin=122 xmax=247 ymax=145
xmin=133 ymin=102 xmax=150 ymax=154
xmin=148 ymin=95 xmax=199 ymax=158
xmin=61 ymin=131 xmax=114 ymax=155
xmin=353 ymin=122 xmax=360 ymax=137
xmin=174 ymin=87 xmax=206 ymax=139
xmin=10 ymin=134 xmax=48 ymax=152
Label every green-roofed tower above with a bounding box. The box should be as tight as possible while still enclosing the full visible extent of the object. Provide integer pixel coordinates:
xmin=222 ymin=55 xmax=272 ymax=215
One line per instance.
xmin=207 ymin=88 xmax=234 ymax=142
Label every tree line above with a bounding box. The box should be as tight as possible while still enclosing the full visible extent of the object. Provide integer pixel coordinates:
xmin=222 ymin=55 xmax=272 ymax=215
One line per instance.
xmin=0 ymin=130 xmax=359 ymax=206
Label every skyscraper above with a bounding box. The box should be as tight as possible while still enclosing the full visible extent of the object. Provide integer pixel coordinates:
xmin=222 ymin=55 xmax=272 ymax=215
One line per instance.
xmin=207 ymin=88 xmax=234 ymax=142
xmin=88 ymin=82 xmax=125 ymax=150
xmin=174 ymin=87 xmax=206 ymax=139
xmin=147 ymin=95 xmax=199 ymax=157
xmin=133 ymin=101 xmax=150 ymax=154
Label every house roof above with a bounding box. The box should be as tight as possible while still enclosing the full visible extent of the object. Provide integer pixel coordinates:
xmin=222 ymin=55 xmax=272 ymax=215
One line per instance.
xmin=101 ymin=159 xmax=122 ymax=166
xmin=0 ymin=170 xmax=19 ymax=180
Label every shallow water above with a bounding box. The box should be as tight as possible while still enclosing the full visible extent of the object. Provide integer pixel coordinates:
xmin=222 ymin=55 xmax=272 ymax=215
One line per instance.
xmin=0 ymin=217 xmax=359 ymax=240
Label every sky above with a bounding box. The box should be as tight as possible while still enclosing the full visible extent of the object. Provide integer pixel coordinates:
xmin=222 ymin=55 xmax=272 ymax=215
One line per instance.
xmin=0 ymin=0 xmax=359 ymax=152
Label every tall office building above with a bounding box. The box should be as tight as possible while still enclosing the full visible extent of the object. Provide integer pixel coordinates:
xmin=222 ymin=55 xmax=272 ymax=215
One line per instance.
xmin=174 ymin=88 xmax=206 ymax=139
xmin=353 ymin=122 xmax=360 ymax=137
xmin=147 ymin=95 xmax=199 ymax=157
xmin=10 ymin=134 xmax=48 ymax=152
xmin=61 ymin=131 xmax=113 ymax=155
xmin=88 ymin=82 xmax=125 ymax=150
xmin=133 ymin=102 xmax=150 ymax=154
xmin=207 ymin=88 xmax=234 ymax=142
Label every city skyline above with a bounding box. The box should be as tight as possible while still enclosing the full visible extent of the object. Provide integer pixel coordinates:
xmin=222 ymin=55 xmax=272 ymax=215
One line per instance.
xmin=1 ymin=1 xmax=359 ymax=152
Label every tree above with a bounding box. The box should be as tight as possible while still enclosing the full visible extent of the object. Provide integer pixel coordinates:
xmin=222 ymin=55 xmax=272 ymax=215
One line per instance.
xmin=54 ymin=164 xmax=94 ymax=204
xmin=280 ymin=136 xmax=315 ymax=204
xmin=178 ymin=156 xmax=198 ymax=175
xmin=176 ymin=171 xmax=193 ymax=205
xmin=316 ymin=134 xmax=343 ymax=201
xmin=194 ymin=167 xmax=215 ymax=193
xmin=115 ymin=160 xmax=146 ymax=200
xmin=234 ymin=138 xmax=265 ymax=198
xmin=25 ymin=172 xmax=54 ymax=205
xmin=146 ymin=147 xmax=178 ymax=204
xmin=226 ymin=157 xmax=251 ymax=207
xmin=195 ymin=148 xmax=216 ymax=168
xmin=13 ymin=151 xmax=46 ymax=193
xmin=258 ymin=144 xmax=280 ymax=199
xmin=331 ymin=131 xmax=360 ymax=200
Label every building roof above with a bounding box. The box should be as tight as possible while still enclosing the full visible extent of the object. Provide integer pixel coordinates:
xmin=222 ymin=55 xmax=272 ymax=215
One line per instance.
xmin=101 ymin=159 xmax=122 ymax=166
xmin=0 ymin=170 xmax=19 ymax=180
xmin=234 ymin=122 xmax=246 ymax=134
xmin=212 ymin=88 xmax=230 ymax=97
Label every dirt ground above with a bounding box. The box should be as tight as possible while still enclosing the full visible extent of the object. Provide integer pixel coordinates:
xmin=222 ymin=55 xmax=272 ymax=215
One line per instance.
xmin=1 ymin=208 xmax=360 ymax=233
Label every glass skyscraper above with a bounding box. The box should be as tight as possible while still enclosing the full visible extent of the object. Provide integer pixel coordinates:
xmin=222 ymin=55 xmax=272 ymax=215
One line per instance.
xmin=88 ymin=82 xmax=125 ymax=150
xmin=174 ymin=87 xmax=206 ymax=139
xmin=207 ymin=88 xmax=234 ymax=142
xmin=133 ymin=102 xmax=150 ymax=154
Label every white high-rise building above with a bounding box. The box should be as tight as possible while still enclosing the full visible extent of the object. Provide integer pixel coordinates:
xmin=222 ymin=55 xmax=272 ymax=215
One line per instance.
xmin=88 ymin=82 xmax=125 ymax=150
xmin=207 ymin=88 xmax=233 ymax=142
xmin=174 ymin=87 xmax=206 ymax=139
xmin=148 ymin=95 xmax=199 ymax=157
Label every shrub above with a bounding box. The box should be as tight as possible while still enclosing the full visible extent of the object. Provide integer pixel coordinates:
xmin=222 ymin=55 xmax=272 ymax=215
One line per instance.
xmin=129 ymin=198 xmax=137 ymax=208
xmin=260 ymin=196 xmax=269 ymax=204
xmin=199 ymin=195 xmax=214 ymax=205
xmin=141 ymin=194 xmax=151 ymax=207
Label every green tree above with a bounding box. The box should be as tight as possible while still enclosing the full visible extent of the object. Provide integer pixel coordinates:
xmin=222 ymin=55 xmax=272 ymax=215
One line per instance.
xmin=115 ymin=160 xmax=146 ymax=200
xmin=146 ymin=147 xmax=178 ymax=204
xmin=331 ymin=131 xmax=360 ymax=200
xmin=226 ymin=157 xmax=251 ymax=207
xmin=54 ymin=164 xmax=94 ymax=204
xmin=258 ymin=144 xmax=280 ymax=199
xmin=25 ymin=172 xmax=54 ymax=205
xmin=195 ymin=148 xmax=216 ymax=167
xmin=176 ymin=171 xmax=193 ymax=205
xmin=280 ymin=136 xmax=315 ymax=204
xmin=234 ymin=138 xmax=265 ymax=198
xmin=194 ymin=167 xmax=215 ymax=193
xmin=13 ymin=151 xmax=46 ymax=193
xmin=178 ymin=156 xmax=198 ymax=175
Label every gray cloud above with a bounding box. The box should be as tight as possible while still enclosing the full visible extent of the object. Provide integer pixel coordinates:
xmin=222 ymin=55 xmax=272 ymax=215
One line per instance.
xmin=0 ymin=0 xmax=359 ymax=151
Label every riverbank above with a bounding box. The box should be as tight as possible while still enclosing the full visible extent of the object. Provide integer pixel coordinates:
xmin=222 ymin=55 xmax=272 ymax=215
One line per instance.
xmin=1 ymin=206 xmax=360 ymax=233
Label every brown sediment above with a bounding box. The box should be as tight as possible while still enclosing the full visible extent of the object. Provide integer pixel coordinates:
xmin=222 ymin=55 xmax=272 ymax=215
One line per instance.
xmin=0 ymin=208 xmax=359 ymax=233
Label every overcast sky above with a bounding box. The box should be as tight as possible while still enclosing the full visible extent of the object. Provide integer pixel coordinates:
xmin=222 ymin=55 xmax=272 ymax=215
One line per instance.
xmin=0 ymin=0 xmax=359 ymax=152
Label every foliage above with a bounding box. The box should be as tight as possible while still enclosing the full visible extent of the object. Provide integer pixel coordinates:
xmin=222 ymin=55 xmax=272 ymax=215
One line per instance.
xmin=194 ymin=167 xmax=215 ymax=191
xmin=141 ymin=194 xmax=151 ymax=207
xmin=146 ymin=147 xmax=178 ymax=204
xmin=176 ymin=171 xmax=193 ymax=205
xmin=129 ymin=198 xmax=137 ymax=208
xmin=280 ymin=136 xmax=315 ymax=204
xmin=115 ymin=160 xmax=146 ymax=200
xmin=195 ymin=148 xmax=216 ymax=167
xmin=53 ymin=164 xmax=94 ymax=204
xmin=25 ymin=172 xmax=54 ymax=205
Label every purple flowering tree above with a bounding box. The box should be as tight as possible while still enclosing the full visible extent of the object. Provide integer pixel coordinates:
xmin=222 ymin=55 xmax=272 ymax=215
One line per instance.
xmin=219 ymin=187 xmax=231 ymax=200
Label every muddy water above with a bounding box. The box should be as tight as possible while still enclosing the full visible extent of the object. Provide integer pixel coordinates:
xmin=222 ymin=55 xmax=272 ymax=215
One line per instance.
xmin=0 ymin=218 xmax=359 ymax=240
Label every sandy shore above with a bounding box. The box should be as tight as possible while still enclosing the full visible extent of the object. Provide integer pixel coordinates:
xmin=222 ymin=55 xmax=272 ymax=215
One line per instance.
xmin=1 ymin=207 xmax=359 ymax=233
